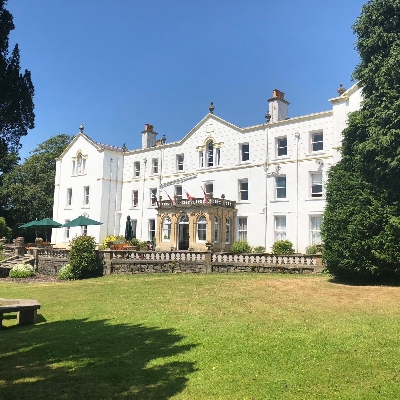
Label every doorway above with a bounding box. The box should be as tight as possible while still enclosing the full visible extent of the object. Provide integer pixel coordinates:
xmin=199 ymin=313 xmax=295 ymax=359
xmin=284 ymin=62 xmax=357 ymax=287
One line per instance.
xmin=178 ymin=215 xmax=189 ymax=250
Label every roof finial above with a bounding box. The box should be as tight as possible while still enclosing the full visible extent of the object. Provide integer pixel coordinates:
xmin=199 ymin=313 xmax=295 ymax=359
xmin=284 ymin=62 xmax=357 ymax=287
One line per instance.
xmin=337 ymin=83 xmax=346 ymax=96
xmin=122 ymin=143 xmax=127 ymax=152
xmin=209 ymin=101 xmax=214 ymax=114
xmin=79 ymin=123 xmax=84 ymax=133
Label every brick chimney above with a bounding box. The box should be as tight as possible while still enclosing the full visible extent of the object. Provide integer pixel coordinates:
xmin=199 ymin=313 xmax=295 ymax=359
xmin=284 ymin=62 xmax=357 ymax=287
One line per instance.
xmin=268 ymin=89 xmax=290 ymax=122
xmin=141 ymin=123 xmax=157 ymax=149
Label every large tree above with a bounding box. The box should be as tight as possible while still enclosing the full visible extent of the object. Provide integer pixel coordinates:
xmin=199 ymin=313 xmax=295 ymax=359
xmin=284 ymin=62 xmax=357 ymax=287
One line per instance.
xmin=0 ymin=134 xmax=73 ymax=238
xmin=0 ymin=0 xmax=34 ymax=174
xmin=323 ymin=0 xmax=400 ymax=281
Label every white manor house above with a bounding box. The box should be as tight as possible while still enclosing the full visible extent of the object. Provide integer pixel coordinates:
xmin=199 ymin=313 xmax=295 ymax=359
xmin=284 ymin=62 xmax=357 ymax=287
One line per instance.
xmin=51 ymin=83 xmax=362 ymax=252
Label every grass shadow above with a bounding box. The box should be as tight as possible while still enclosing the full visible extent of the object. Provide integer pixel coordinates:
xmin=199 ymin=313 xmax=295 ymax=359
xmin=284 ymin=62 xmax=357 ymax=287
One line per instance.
xmin=0 ymin=318 xmax=197 ymax=399
xmin=327 ymin=276 xmax=400 ymax=287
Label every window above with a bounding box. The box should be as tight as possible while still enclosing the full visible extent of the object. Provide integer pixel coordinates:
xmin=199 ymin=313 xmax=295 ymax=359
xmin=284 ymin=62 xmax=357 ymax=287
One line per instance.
xmin=150 ymin=188 xmax=157 ymax=206
xmin=66 ymin=188 xmax=72 ymax=206
xmin=311 ymin=173 xmax=323 ymax=198
xmin=134 ymin=161 xmax=140 ymax=177
xmin=275 ymin=216 xmax=286 ymax=241
xmin=275 ymin=176 xmax=286 ymax=199
xmin=152 ymin=158 xmax=159 ymax=175
xmin=225 ymin=218 xmax=231 ymax=244
xmin=238 ymin=217 xmax=247 ymax=241
xmin=176 ymin=154 xmax=184 ymax=171
xmin=82 ymin=225 xmax=88 ymax=236
xmin=238 ymin=179 xmax=248 ymax=201
xmin=197 ymin=215 xmax=207 ymax=241
xmin=83 ymin=186 xmax=90 ymax=205
xmin=311 ymin=216 xmax=322 ymax=244
xmin=207 ymin=141 xmax=214 ymax=167
xmin=240 ymin=143 xmax=250 ymax=162
xmin=65 ymin=220 xmax=70 ymax=240
xmin=216 ymin=148 xmax=221 ymax=165
xmin=175 ymin=185 xmax=183 ymax=202
xmin=311 ymin=132 xmax=323 ymax=152
xmin=131 ymin=219 xmax=137 ymax=239
xmin=214 ymin=217 xmax=220 ymax=243
xmin=277 ymin=137 xmax=287 ymax=157
xmin=204 ymin=182 xmax=214 ymax=197
xmin=72 ymin=161 xmax=76 ymax=176
xmin=199 ymin=151 xmax=204 ymax=168
xmin=162 ymin=217 xmax=171 ymax=241
xmin=149 ymin=219 xmax=156 ymax=241
xmin=132 ymin=190 xmax=138 ymax=208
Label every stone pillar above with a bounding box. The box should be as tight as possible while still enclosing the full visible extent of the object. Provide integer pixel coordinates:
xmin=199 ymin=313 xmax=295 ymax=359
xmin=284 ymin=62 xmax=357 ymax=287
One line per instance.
xmin=103 ymin=250 xmax=112 ymax=275
xmin=35 ymin=238 xmax=44 ymax=248
xmin=13 ymin=237 xmax=25 ymax=257
xmin=203 ymin=252 xmax=212 ymax=273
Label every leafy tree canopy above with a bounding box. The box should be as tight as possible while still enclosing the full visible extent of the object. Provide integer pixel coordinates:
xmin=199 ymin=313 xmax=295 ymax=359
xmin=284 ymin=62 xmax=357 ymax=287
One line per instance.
xmin=323 ymin=0 xmax=400 ymax=281
xmin=0 ymin=134 xmax=73 ymax=237
xmin=0 ymin=0 xmax=34 ymax=174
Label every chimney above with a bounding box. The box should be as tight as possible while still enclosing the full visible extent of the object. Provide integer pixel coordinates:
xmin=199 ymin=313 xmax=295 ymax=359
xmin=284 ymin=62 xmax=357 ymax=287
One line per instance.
xmin=141 ymin=123 xmax=157 ymax=149
xmin=268 ymin=89 xmax=290 ymax=122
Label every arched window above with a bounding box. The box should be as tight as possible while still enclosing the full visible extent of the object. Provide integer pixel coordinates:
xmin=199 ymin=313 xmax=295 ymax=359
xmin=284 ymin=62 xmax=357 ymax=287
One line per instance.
xmin=225 ymin=218 xmax=231 ymax=244
xmin=162 ymin=217 xmax=171 ymax=241
xmin=214 ymin=216 xmax=220 ymax=243
xmin=197 ymin=215 xmax=207 ymax=242
xmin=207 ymin=141 xmax=214 ymax=167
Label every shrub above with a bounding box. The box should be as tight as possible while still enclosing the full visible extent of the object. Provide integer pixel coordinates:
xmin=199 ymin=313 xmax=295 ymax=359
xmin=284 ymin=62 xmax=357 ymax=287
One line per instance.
xmin=102 ymin=235 xmax=117 ymax=249
xmin=68 ymin=235 xmax=103 ymax=279
xmin=272 ymin=240 xmax=295 ymax=254
xmin=9 ymin=263 xmax=35 ymax=278
xmin=305 ymin=244 xmax=320 ymax=255
xmin=57 ymin=264 xmax=74 ymax=280
xmin=130 ymin=238 xmax=140 ymax=246
xmin=252 ymin=246 xmax=266 ymax=253
xmin=231 ymin=240 xmax=252 ymax=254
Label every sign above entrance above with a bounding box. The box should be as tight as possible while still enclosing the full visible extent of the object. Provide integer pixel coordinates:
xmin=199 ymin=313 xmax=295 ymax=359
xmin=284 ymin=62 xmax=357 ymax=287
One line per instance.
xmin=159 ymin=173 xmax=197 ymax=189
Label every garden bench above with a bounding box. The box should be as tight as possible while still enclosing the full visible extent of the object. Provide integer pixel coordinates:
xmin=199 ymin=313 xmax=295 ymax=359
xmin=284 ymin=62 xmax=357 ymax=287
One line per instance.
xmin=0 ymin=298 xmax=41 ymax=328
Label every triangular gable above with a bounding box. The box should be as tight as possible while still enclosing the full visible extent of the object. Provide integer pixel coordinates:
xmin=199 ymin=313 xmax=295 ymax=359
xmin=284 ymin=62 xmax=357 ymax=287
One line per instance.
xmin=56 ymin=133 xmax=102 ymax=160
xmin=329 ymin=82 xmax=360 ymax=104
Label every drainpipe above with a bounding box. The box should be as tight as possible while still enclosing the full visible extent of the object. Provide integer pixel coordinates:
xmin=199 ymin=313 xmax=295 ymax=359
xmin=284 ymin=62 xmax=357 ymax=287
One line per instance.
xmin=140 ymin=158 xmax=147 ymax=239
xmin=107 ymin=158 xmax=113 ymax=234
xmin=264 ymin=112 xmax=271 ymax=251
xmin=113 ymin=157 xmax=120 ymax=236
xmin=295 ymin=132 xmax=300 ymax=253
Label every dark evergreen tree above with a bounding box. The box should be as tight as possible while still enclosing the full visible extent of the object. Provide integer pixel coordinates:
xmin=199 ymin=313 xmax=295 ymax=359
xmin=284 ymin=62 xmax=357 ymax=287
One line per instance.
xmin=323 ymin=0 xmax=400 ymax=280
xmin=0 ymin=0 xmax=34 ymax=175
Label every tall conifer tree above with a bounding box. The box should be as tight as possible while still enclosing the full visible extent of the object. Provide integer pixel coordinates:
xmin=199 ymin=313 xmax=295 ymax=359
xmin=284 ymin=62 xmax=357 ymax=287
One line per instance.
xmin=323 ymin=0 xmax=400 ymax=280
xmin=0 ymin=0 xmax=34 ymax=174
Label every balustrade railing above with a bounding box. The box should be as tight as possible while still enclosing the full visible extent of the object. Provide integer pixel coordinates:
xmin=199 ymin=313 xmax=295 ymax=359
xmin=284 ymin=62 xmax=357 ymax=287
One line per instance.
xmin=212 ymin=253 xmax=320 ymax=266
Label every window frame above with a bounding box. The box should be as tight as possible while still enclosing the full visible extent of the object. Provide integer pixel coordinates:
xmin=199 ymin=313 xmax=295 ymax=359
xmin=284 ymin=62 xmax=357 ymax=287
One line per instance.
xmin=311 ymin=172 xmax=323 ymax=198
xmin=162 ymin=217 xmax=171 ymax=242
xmin=134 ymin=161 xmax=140 ymax=177
xmin=275 ymin=175 xmax=287 ymax=199
xmin=277 ymin=136 xmax=288 ymax=157
xmin=176 ymin=154 xmax=184 ymax=172
xmin=197 ymin=215 xmax=207 ymax=242
xmin=225 ymin=218 xmax=231 ymax=244
xmin=64 ymin=220 xmax=70 ymax=240
xmin=311 ymin=131 xmax=324 ymax=152
xmin=214 ymin=216 xmax=220 ymax=244
xmin=132 ymin=190 xmax=139 ymax=208
xmin=238 ymin=179 xmax=249 ymax=201
xmin=66 ymin=188 xmax=72 ymax=207
xmin=150 ymin=188 xmax=158 ymax=206
xmin=174 ymin=185 xmax=183 ymax=202
xmin=238 ymin=217 xmax=248 ymax=241
xmin=310 ymin=215 xmax=322 ymax=245
xmin=204 ymin=182 xmax=214 ymax=197
xmin=275 ymin=216 xmax=287 ymax=241
xmin=83 ymin=186 xmax=90 ymax=206
xmin=152 ymin=158 xmax=159 ymax=175
xmin=148 ymin=219 xmax=156 ymax=241
xmin=240 ymin=143 xmax=250 ymax=162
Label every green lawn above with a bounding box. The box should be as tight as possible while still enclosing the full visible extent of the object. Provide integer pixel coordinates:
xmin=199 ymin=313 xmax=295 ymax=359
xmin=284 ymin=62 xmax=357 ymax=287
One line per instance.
xmin=1 ymin=274 xmax=400 ymax=399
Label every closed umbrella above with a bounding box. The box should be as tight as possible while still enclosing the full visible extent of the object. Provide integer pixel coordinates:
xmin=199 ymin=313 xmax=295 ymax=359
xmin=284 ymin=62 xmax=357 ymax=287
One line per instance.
xmin=124 ymin=216 xmax=133 ymax=241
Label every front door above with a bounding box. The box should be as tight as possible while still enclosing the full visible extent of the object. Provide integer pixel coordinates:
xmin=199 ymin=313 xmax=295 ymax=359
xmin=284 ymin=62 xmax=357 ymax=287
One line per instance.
xmin=178 ymin=215 xmax=189 ymax=250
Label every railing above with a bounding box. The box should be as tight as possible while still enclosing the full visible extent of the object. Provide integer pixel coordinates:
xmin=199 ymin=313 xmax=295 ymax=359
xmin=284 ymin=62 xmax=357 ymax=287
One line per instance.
xmin=212 ymin=253 xmax=320 ymax=266
xmin=106 ymin=250 xmax=206 ymax=262
xmin=158 ymin=197 xmax=236 ymax=209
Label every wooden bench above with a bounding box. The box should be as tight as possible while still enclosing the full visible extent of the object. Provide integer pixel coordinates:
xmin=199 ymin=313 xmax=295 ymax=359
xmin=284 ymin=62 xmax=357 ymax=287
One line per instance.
xmin=0 ymin=298 xmax=41 ymax=328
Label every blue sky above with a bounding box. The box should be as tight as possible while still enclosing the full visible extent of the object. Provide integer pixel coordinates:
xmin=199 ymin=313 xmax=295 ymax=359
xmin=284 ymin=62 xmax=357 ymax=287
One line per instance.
xmin=7 ymin=0 xmax=366 ymax=161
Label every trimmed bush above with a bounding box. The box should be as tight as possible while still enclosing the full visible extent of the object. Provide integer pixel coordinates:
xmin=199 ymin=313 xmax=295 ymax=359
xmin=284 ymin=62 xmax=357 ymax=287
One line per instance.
xmin=231 ymin=240 xmax=252 ymax=254
xmin=253 ymin=246 xmax=266 ymax=253
xmin=272 ymin=240 xmax=295 ymax=255
xmin=305 ymin=245 xmax=320 ymax=255
xmin=9 ymin=263 xmax=35 ymax=278
xmin=57 ymin=264 xmax=74 ymax=280
xmin=68 ymin=235 xmax=103 ymax=279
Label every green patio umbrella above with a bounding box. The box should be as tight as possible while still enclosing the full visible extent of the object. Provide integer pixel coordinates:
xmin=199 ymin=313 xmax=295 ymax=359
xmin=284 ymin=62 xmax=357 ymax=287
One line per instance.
xmin=19 ymin=218 xmax=62 ymax=241
xmin=61 ymin=216 xmax=102 ymax=227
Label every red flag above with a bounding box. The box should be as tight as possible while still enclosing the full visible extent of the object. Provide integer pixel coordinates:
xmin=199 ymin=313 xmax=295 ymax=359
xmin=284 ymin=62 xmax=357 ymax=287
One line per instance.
xmin=164 ymin=189 xmax=174 ymax=204
xmin=185 ymin=189 xmax=195 ymax=201
xmin=201 ymin=186 xmax=209 ymax=205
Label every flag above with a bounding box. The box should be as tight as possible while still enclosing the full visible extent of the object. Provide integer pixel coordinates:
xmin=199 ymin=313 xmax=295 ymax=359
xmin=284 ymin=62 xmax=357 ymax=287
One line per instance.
xmin=201 ymin=186 xmax=209 ymax=205
xmin=164 ymin=189 xmax=174 ymax=205
xmin=184 ymin=189 xmax=195 ymax=201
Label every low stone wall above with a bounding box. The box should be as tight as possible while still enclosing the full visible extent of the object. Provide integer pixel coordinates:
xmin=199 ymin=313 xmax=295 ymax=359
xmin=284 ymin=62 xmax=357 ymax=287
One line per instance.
xmin=33 ymin=248 xmax=323 ymax=276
